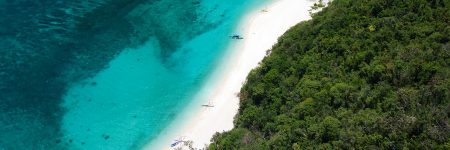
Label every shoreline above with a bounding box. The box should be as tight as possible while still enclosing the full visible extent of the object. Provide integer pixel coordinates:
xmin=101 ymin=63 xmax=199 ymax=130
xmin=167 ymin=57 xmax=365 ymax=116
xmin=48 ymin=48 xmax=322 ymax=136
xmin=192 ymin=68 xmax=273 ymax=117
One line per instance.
xmin=145 ymin=0 xmax=313 ymax=149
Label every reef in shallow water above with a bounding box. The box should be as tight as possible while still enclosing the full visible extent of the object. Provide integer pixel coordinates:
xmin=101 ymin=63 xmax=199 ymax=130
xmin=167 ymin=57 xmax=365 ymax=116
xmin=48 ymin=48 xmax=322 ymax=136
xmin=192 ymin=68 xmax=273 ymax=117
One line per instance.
xmin=0 ymin=0 xmax=263 ymax=149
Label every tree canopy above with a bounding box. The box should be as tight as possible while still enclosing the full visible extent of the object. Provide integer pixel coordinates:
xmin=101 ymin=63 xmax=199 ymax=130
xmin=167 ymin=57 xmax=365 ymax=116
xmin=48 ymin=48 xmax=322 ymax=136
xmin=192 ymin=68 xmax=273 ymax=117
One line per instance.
xmin=209 ymin=0 xmax=450 ymax=149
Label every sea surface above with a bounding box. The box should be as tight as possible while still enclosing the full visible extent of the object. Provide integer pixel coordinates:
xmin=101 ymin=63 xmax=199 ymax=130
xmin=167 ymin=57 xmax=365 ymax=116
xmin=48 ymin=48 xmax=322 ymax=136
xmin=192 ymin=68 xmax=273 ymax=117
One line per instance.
xmin=0 ymin=0 xmax=265 ymax=149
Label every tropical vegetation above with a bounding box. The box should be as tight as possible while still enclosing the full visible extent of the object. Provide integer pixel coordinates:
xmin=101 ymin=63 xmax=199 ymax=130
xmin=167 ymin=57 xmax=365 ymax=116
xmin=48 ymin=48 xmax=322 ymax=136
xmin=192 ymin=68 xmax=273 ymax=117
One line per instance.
xmin=209 ymin=0 xmax=450 ymax=149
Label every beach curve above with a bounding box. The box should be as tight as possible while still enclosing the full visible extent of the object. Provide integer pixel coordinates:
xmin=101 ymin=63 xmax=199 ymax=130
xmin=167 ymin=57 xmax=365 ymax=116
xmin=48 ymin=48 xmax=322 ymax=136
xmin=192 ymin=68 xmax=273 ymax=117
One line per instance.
xmin=145 ymin=0 xmax=314 ymax=149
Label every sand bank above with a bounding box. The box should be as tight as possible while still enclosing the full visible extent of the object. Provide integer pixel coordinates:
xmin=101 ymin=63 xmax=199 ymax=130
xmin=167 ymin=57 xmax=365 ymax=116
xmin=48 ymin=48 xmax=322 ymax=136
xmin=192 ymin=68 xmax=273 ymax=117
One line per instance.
xmin=145 ymin=0 xmax=313 ymax=149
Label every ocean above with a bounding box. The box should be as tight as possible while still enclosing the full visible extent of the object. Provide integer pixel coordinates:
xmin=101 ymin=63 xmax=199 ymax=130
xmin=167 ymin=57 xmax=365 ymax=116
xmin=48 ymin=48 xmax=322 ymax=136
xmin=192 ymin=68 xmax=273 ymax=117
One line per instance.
xmin=0 ymin=0 xmax=265 ymax=149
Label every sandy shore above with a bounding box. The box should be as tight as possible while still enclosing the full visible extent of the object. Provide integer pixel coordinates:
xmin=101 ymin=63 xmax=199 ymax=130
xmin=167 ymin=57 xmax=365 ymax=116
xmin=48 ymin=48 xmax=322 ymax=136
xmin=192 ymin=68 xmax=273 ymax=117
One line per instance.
xmin=145 ymin=0 xmax=313 ymax=149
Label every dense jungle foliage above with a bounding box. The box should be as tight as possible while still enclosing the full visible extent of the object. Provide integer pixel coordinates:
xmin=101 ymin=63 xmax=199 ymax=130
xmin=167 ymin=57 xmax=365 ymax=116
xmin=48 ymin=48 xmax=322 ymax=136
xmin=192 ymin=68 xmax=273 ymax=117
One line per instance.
xmin=209 ymin=0 xmax=450 ymax=149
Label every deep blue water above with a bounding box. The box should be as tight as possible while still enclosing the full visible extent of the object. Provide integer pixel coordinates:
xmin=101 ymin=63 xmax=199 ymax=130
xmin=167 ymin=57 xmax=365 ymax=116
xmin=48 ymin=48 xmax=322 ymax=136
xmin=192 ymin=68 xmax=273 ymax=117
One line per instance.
xmin=0 ymin=0 xmax=265 ymax=149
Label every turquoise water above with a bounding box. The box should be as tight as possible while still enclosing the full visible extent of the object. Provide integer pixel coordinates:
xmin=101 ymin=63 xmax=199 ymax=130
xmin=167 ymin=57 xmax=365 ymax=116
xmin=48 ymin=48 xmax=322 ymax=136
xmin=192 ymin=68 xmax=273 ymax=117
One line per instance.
xmin=0 ymin=0 xmax=266 ymax=149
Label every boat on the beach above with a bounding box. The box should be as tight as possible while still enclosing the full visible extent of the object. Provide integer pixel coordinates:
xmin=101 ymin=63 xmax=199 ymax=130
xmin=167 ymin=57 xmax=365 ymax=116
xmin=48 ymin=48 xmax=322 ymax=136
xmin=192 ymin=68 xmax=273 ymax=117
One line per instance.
xmin=171 ymin=136 xmax=187 ymax=148
xmin=201 ymin=99 xmax=214 ymax=107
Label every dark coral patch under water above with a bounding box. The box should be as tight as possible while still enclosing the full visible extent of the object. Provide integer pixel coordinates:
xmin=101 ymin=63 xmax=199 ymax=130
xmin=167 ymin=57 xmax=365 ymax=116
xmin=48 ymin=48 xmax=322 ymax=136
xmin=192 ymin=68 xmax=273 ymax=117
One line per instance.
xmin=0 ymin=0 xmax=223 ymax=149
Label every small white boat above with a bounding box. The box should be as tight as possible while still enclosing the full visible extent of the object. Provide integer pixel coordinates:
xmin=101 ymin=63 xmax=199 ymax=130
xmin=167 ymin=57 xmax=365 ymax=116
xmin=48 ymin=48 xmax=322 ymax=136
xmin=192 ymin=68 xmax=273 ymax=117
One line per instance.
xmin=201 ymin=99 xmax=214 ymax=107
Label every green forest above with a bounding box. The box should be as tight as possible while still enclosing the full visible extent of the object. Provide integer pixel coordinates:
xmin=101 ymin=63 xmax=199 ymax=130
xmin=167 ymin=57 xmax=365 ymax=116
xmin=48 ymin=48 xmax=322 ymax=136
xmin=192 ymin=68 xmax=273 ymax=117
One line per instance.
xmin=209 ymin=0 xmax=449 ymax=149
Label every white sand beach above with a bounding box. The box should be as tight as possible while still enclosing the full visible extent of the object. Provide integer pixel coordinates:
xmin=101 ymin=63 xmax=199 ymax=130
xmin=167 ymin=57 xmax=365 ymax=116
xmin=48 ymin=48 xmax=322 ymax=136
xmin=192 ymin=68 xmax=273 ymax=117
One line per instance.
xmin=145 ymin=0 xmax=314 ymax=149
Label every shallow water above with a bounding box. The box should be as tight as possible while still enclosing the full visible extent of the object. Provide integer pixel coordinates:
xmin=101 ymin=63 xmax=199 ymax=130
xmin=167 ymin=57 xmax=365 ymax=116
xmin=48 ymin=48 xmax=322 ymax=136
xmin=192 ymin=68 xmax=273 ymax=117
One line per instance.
xmin=0 ymin=0 xmax=265 ymax=149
